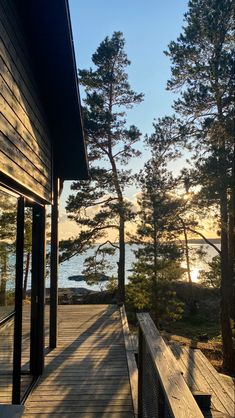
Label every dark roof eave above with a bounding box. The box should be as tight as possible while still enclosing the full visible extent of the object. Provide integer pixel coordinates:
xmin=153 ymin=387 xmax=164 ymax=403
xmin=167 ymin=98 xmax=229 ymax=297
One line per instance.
xmin=16 ymin=0 xmax=89 ymax=181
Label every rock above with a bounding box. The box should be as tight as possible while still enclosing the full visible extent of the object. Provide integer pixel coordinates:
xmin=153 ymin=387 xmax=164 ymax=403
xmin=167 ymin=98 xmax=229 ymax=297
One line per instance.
xmin=68 ymin=274 xmax=109 ymax=282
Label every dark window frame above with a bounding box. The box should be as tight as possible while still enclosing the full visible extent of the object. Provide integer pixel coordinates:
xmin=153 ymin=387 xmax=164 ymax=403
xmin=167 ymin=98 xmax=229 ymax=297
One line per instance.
xmin=0 ymin=185 xmax=19 ymax=324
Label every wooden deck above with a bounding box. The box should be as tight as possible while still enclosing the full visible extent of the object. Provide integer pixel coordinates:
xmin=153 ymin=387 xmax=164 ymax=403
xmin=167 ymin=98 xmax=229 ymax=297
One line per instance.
xmin=1 ymin=305 xmax=234 ymax=418
xmin=21 ymin=305 xmax=134 ymax=418
xmin=131 ymin=330 xmax=234 ymax=418
xmin=169 ymin=343 xmax=235 ymax=417
xmin=0 ymin=304 xmax=33 ymax=404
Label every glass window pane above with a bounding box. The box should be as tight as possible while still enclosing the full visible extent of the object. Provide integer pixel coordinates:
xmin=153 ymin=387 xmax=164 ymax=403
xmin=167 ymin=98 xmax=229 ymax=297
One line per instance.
xmin=0 ymin=188 xmax=18 ymax=321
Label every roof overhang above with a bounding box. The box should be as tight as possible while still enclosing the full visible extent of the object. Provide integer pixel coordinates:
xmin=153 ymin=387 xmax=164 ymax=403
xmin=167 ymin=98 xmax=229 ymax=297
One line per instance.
xmin=16 ymin=0 xmax=89 ymax=181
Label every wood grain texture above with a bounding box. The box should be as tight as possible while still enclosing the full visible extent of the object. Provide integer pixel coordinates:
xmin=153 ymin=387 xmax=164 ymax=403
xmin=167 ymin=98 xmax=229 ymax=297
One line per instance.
xmin=0 ymin=53 xmax=49 ymax=145
xmin=0 ymin=115 xmax=50 ymax=179
xmin=0 ymin=0 xmax=52 ymax=202
xmin=0 ymin=76 xmax=51 ymax=162
xmin=119 ymin=306 xmax=138 ymax=418
xmin=0 ymin=150 xmax=51 ymax=202
xmin=137 ymin=313 xmax=203 ymax=418
xmin=0 ymin=2 xmax=46 ymax=119
xmin=0 ymin=305 xmax=135 ymax=417
xmin=0 ymin=306 xmax=33 ymax=404
xmin=23 ymin=305 xmax=134 ymax=418
xmin=169 ymin=343 xmax=234 ymax=416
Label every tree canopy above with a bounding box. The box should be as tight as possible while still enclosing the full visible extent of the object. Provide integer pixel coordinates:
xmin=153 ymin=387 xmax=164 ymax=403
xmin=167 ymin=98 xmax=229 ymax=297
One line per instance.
xmin=165 ymin=0 xmax=234 ymax=372
xmin=61 ymin=32 xmax=143 ymax=301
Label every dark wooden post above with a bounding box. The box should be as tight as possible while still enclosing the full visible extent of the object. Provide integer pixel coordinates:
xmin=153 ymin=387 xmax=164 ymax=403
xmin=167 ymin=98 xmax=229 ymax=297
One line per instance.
xmin=138 ymin=327 xmax=143 ymax=418
xmin=30 ymin=204 xmax=46 ymax=376
xmin=12 ymin=197 xmax=25 ymax=404
xmin=50 ymin=177 xmax=59 ymax=348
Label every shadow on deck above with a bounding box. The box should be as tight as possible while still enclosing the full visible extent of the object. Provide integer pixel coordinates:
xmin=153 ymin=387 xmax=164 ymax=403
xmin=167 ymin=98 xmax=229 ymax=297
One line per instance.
xmin=23 ymin=304 xmax=135 ymax=418
xmin=1 ymin=306 xmax=234 ymax=418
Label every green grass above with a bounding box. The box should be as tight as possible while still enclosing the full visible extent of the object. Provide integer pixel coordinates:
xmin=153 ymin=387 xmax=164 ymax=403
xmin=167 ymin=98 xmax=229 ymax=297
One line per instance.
xmin=165 ymin=314 xmax=221 ymax=342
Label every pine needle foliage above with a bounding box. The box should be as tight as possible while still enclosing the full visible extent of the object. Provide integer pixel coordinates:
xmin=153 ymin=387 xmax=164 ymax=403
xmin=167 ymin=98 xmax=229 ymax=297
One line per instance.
xmin=61 ymin=32 xmax=143 ymax=300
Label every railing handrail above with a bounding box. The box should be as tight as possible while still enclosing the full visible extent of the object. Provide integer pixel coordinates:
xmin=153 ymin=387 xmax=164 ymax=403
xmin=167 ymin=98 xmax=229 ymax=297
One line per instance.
xmin=137 ymin=313 xmax=204 ymax=418
xmin=120 ymin=305 xmax=138 ymax=417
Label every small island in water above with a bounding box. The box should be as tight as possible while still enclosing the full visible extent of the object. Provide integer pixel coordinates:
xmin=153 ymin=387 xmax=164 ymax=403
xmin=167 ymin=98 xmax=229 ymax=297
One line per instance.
xmin=68 ymin=274 xmax=109 ymax=282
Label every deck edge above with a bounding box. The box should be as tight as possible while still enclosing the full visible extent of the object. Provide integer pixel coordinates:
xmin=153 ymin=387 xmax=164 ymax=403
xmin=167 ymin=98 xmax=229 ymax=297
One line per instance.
xmin=119 ymin=305 xmax=138 ymax=418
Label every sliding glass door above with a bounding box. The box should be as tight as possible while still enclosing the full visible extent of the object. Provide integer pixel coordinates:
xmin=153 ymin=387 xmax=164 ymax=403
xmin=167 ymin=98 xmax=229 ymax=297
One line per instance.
xmin=0 ymin=187 xmax=17 ymax=322
xmin=0 ymin=187 xmax=18 ymax=403
xmin=0 ymin=186 xmax=46 ymax=404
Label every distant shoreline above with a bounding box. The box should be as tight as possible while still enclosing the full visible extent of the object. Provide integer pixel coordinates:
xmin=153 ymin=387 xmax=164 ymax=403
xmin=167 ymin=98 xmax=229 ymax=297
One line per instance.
xmin=186 ymin=238 xmax=220 ymax=244
xmin=126 ymin=238 xmax=220 ymax=245
xmin=50 ymin=238 xmax=220 ymax=246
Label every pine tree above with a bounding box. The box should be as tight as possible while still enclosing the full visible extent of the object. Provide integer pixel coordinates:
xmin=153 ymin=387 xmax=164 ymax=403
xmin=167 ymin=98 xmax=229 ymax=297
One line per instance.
xmin=127 ymin=119 xmax=185 ymax=325
xmin=127 ymin=160 xmax=184 ymax=325
xmin=199 ymin=255 xmax=221 ymax=289
xmin=165 ymin=0 xmax=235 ymax=371
xmin=0 ymin=196 xmax=32 ymax=303
xmin=61 ymin=32 xmax=143 ymax=301
xmin=0 ymin=193 xmax=17 ymax=306
xmin=23 ymin=208 xmax=32 ymax=299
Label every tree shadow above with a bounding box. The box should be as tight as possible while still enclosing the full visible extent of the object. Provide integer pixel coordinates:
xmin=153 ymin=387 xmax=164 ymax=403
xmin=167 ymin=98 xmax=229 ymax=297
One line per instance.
xmin=24 ymin=305 xmax=134 ymax=417
xmin=168 ymin=340 xmax=234 ymax=416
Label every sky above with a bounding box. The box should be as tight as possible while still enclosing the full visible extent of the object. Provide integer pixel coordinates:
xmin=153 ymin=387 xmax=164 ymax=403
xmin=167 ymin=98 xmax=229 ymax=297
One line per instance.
xmin=59 ymin=0 xmax=192 ymax=239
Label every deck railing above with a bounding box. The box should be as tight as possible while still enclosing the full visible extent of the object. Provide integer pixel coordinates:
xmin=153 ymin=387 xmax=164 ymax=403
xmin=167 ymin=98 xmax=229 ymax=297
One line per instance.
xmin=137 ymin=313 xmax=203 ymax=418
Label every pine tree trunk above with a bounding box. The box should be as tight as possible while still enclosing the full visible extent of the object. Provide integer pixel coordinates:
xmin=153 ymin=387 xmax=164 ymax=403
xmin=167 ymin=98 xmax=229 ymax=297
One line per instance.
xmin=118 ymin=212 xmax=125 ymax=303
xmin=228 ymin=207 xmax=234 ymax=318
xmin=0 ymin=251 xmax=7 ymax=306
xmin=23 ymin=252 xmax=30 ymax=300
xmin=215 ymin=100 xmax=235 ymax=372
xmin=180 ymin=218 xmax=194 ymax=312
xmin=108 ymin=149 xmax=126 ymax=303
xmin=220 ymin=194 xmax=235 ymax=372
xmin=228 ymin=145 xmax=235 ymax=323
xmin=183 ymin=225 xmax=192 ymax=285
xmin=0 ymin=278 xmax=6 ymax=306
xmin=153 ymin=215 xmax=157 ymax=278
xmin=153 ymin=217 xmax=158 ymax=324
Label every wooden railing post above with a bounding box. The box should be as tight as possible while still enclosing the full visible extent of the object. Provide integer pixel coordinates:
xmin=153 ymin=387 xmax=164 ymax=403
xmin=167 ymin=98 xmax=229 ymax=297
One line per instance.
xmin=138 ymin=326 xmax=143 ymax=418
xmin=119 ymin=305 xmax=138 ymax=417
xmin=137 ymin=313 xmax=204 ymax=418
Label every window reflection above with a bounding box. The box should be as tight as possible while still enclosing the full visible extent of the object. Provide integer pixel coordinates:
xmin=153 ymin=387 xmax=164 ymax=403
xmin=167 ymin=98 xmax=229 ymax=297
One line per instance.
xmin=0 ymin=188 xmax=17 ymax=321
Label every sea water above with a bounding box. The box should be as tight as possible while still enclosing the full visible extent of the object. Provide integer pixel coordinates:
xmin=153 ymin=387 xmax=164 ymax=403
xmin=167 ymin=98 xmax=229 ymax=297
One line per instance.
xmin=54 ymin=243 xmax=220 ymax=291
xmin=3 ymin=243 xmax=220 ymax=292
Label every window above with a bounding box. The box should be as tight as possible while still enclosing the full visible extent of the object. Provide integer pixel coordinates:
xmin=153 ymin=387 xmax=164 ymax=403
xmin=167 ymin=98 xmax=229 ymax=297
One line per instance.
xmin=0 ymin=187 xmax=18 ymax=322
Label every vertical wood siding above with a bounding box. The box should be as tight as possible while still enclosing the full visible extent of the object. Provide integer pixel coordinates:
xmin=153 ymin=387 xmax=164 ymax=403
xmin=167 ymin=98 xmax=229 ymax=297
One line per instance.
xmin=0 ymin=0 xmax=52 ymax=202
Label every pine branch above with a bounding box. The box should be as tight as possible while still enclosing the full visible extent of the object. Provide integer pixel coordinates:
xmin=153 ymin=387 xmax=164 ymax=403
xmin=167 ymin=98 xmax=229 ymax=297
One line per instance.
xmin=60 ymin=224 xmax=119 ymax=263
xmin=187 ymin=227 xmax=221 ymax=255
xmin=89 ymin=197 xmax=118 ymax=207
xmin=96 ymin=240 xmax=120 ymax=250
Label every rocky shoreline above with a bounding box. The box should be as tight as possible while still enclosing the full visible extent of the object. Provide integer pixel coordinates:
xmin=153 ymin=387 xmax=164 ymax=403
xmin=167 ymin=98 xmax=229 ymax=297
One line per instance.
xmin=27 ymin=287 xmax=116 ymax=305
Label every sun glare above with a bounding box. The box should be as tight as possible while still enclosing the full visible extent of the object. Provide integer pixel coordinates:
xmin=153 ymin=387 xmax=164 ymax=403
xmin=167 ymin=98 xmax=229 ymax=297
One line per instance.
xmin=191 ymin=268 xmax=200 ymax=283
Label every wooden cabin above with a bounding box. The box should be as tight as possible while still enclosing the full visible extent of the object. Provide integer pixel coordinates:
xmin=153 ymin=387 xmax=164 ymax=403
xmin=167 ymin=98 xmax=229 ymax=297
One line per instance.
xmin=0 ymin=0 xmax=88 ymax=407
xmin=1 ymin=1 xmax=234 ymax=417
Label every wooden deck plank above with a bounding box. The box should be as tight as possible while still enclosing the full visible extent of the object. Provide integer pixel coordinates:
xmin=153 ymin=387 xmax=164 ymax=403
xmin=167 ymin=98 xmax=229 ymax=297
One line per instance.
xmin=22 ymin=305 xmax=134 ymax=417
xmin=0 ymin=305 xmax=134 ymax=416
xmin=169 ymin=342 xmax=234 ymax=417
xmin=23 ymin=414 xmax=134 ymax=418
xmin=0 ymin=306 xmax=33 ymax=403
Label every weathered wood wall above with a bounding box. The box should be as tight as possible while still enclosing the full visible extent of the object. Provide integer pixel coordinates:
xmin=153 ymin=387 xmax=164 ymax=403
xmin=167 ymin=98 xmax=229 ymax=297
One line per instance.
xmin=0 ymin=0 xmax=52 ymax=202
